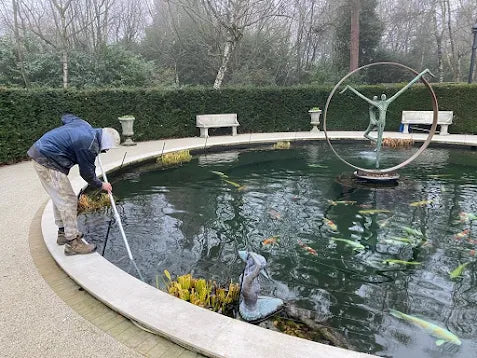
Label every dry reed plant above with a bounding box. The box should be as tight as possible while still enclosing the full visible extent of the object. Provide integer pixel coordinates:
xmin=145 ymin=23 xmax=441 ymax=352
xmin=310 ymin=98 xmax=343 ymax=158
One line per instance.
xmin=382 ymin=138 xmax=414 ymax=149
xmin=77 ymin=193 xmax=111 ymax=213
xmin=160 ymin=150 xmax=192 ymax=166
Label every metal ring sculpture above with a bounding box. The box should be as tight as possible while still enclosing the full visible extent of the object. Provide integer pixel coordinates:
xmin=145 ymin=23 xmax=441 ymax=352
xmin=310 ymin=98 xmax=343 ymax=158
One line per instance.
xmin=323 ymin=62 xmax=438 ymax=174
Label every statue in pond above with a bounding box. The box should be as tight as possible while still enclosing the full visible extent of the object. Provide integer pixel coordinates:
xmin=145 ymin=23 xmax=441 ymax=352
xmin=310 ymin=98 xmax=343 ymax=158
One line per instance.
xmin=238 ymin=250 xmax=283 ymax=322
xmin=340 ymin=68 xmax=432 ymax=168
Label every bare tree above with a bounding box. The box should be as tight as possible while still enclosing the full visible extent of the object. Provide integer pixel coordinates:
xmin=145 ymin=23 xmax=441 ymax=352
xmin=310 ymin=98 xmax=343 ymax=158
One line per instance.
xmin=195 ymin=0 xmax=286 ymax=89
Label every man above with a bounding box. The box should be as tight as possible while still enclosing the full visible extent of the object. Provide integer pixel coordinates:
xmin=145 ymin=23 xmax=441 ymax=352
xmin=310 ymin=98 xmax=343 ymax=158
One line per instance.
xmin=28 ymin=114 xmax=120 ymax=255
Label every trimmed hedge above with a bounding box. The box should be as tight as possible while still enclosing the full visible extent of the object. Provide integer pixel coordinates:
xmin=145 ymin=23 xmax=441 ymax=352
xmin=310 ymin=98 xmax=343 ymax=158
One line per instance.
xmin=1 ymin=84 xmax=477 ymax=164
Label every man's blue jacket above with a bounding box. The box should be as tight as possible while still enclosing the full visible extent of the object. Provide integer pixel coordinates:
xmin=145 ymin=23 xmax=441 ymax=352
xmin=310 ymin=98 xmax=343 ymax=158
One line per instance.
xmin=28 ymin=114 xmax=103 ymax=188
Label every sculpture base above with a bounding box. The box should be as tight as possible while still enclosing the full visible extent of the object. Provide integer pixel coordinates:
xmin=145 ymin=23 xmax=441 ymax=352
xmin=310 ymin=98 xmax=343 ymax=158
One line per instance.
xmin=354 ymin=170 xmax=399 ymax=182
xmin=122 ymin=138 xmax=137 ymax=146
xmin=239 ymin=296 xmax=284 ymax=322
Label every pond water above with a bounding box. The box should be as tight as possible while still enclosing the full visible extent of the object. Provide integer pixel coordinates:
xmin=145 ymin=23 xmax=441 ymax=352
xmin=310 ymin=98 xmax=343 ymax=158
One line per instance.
xmin=79 ymin=142 xmax=477 ymax=357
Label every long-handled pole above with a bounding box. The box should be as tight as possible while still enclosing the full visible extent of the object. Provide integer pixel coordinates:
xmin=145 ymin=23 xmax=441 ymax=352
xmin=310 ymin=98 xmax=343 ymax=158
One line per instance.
xmin=97 ymin=155 xmax=144 ymax=281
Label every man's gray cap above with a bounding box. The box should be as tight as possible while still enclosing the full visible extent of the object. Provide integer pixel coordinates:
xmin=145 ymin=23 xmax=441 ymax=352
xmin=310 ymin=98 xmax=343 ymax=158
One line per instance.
xmin=100 ymin=128 xmax=121 ymax=150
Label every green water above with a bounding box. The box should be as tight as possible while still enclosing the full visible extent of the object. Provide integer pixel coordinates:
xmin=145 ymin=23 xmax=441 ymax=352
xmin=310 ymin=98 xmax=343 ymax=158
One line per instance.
xmin=79 ymin=142 xmax=477 ymax=357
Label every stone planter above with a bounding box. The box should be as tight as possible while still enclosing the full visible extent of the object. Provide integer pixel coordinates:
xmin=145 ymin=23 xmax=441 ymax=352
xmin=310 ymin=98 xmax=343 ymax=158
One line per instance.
xmin=308 ymin=110 xmax=322 ymax=133
xmin=118 ymin=115 xmax=137 ymax=146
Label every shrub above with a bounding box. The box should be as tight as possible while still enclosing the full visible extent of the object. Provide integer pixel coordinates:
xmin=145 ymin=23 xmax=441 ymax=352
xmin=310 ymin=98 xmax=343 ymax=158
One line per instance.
xmin=1 ymin=83 xmax=476 ymax=164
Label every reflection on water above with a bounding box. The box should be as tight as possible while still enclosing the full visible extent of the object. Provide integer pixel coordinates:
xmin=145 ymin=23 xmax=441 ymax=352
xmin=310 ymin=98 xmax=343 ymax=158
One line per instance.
xmin=79 ymin=143 xmax=477 ymax=357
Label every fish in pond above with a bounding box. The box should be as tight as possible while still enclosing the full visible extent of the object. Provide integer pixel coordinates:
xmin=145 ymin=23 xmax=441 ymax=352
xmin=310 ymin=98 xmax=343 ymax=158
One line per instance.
xmin=459 ymin=212 xmax=477 ymax=223
xmin=268 ymin=209 xmax=282 ymax=220
xmin=323 ymin=218 xmax=337 ymax=231
xmin=379 ymin=238 xmax=409 ymax=247
xmin=308 ymin=164 xmax=327 ymax=168
xmin=297 ymin=240 xmax=318 ymax=256
xmin=455 ymin=229 xmax=470 ymax=240
xmin=262 ymin=236 xmax=279 ymax=246
xmin=222 ymin=179 xmax=246 ymax=191
xmin=211 ymin=170 xmax=228 ymax=178
xmin=331 ymin=238 xmax=365 ymax=251
xmin=389 ymin=309 xmax=461 ymax=346
xmin=428 ymin=174 xmax=452 ymax=179
xmin=402 ymin=226 xmax=423 ymax=237
xmin=382 ymin=259 xmax=421 ymax=266
xmin=327 ymin=200 xmax=357 ymax=206
xmin=358 ymin=204 xmax=373 ymax=209
xmin=450 ymin=262 xmax=470 ymax=279
xmin=358 ymin=209 xmax=391 ymax=215
xmin=409 ymin=200 xmax=433 ymax=207
xmin=378 ymin=216 xmax=393 ymax=228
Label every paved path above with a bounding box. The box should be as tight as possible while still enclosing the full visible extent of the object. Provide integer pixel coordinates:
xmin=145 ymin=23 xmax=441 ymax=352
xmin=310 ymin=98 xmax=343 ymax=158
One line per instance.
xmin=0 ymin=137 xmax=207 ymax=358
xmin=1 ymin=132 xmax=474 ymax=358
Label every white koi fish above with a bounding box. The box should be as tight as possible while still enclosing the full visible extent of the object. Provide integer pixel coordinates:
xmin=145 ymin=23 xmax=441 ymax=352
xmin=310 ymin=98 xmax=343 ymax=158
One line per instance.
xmin=390 ymin=309 xmax=461 ymax=346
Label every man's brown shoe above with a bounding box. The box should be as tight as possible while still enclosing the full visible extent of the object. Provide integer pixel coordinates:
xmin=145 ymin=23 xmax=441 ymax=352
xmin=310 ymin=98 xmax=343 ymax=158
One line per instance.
xmin=64 ymin=235 xmax=96 ymax=255
xmin=57 ymin=228 xmax=68 ymax=245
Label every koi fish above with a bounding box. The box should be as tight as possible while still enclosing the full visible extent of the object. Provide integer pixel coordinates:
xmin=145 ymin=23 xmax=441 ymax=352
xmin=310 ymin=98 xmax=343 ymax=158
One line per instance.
xmin=382 ymin=259 xmax=421 ymax=266
xmin=323 ymin=218 xmax=337 ymax=231
xmin=328 ymin=200 xmax=357 ymax=206
xmin=358 ymin=204 xmax=373 ymax=209
xmin=455 ymin=229 xmax=470 ymax=240
xmin=211 ymin=170 xmax=228 ymax=178
xmin=389 ymin=237 xmax=412 ymax=243
xmin=331 ymin=238 xmax=365 ymax=251
xmin=222 ymin=179 xmax=245 ymax=191
xmin=409 ymin=200 xmax=433 ymax=207
xmin=450 ymin=262 xmax=470 ymax=279
xmin=268 ymin=209 xmax=282 ymax=220
xmin=380 ymin=239 xmax=408 ymax=247
xmin=308 ymin=164 xmax=327 ymax=168
xmin=378 ymin=216 xmax=393 ymax=228
xmin=298 ymin=240 xmax=318 ymax=256
xmin=459 ymin=212 xmax=477 ymax=223
xmin=402 ymin=226 xmax=423 ymax=237
xmin=358 ymin=209 xmax=391 ymax=215
xmin=389 ymin=309 xmax=461 ymax=346
xmin=262 ymin=236 xmax=279 ymax=246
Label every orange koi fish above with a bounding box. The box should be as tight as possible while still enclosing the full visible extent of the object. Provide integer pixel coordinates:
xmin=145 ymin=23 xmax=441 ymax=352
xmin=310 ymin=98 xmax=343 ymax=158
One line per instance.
xmin=323 ymin=218 xmax=338 ymax=231
xmin=455 ymin=229 xmax=470 ymax=240
xmin=268 ymin=209 xmax=282 ymax=220
xmin=298 ymin=240 xmax=318 ymax=256
xmin=262 ymin=237 xmax=279 ymax=246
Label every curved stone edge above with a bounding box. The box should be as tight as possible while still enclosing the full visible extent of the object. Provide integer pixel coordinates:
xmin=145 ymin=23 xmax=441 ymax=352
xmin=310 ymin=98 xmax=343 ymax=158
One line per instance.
xmin=41 ymin=131 xmax=472 ymax=358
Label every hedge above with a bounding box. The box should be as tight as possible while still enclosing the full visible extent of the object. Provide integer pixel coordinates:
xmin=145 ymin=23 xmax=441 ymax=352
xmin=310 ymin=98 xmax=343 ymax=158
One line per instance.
xmin=1 ymin=83 xmax=476 ymax=164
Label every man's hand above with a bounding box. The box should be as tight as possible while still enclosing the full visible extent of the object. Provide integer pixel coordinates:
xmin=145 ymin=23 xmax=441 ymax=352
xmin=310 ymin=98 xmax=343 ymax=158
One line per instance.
xmin=102 ymin=182 xmax=112 ymax=193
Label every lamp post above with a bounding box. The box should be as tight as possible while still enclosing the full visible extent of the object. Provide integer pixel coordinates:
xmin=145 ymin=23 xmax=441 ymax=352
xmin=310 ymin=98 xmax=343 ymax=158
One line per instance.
xmin=468 ymin=24 xmax=477 ymax=84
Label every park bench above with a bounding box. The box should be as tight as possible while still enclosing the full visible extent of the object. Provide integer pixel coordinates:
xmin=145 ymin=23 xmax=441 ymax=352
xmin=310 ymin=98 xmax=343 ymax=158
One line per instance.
xmin=401 ymin=110 xmax=453 ymax=135
xmin=196 ymin=113 xmax=240 ymax=138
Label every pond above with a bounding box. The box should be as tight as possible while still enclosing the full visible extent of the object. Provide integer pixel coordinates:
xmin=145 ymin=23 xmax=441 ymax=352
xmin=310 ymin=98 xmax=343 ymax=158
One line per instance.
xmin=79 ymin=141 xmax=477 ymax=357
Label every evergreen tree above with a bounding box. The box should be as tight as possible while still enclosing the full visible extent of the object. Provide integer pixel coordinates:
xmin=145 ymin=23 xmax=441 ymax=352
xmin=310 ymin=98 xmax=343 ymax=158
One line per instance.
xmin=333 ymin=0 xmax=383 ymax=73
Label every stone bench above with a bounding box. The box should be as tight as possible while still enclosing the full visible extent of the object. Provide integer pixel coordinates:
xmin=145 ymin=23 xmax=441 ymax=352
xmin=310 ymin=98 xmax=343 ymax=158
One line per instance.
xmin=196 ymin=113 xmax=239 ymax=138
xmin=401 ymin=110 xmax=453 ymax=135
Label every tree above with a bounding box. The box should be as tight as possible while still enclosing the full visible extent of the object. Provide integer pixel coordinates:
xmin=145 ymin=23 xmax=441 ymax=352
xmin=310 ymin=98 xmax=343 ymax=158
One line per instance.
xmin=333 ymin=0 xmax=383 ymax=74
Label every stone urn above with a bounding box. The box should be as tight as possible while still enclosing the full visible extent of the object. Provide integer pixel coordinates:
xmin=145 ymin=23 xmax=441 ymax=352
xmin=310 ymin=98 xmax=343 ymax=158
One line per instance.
xmin=308 ymin=109 xmax=322 ymax=133
xmin=118 ymin=115 xmax=137 ymax=146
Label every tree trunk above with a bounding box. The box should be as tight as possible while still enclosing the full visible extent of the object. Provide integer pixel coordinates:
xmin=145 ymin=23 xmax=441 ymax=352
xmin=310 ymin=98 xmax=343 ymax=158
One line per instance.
xmin=62 ymin=50 xmax=68 ymax=89
xmin=12 ymin=0 xmax=29 ymax=87
xmin=349 ymin=0 xmax=360 ymax=71
xmin=213 ymin=37 xmax=235 ymax=89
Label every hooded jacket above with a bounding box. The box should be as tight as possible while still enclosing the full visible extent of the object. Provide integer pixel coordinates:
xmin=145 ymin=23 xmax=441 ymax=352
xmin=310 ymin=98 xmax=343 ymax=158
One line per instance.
xmin=28 ymin=114 xmax=103 ymax=189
